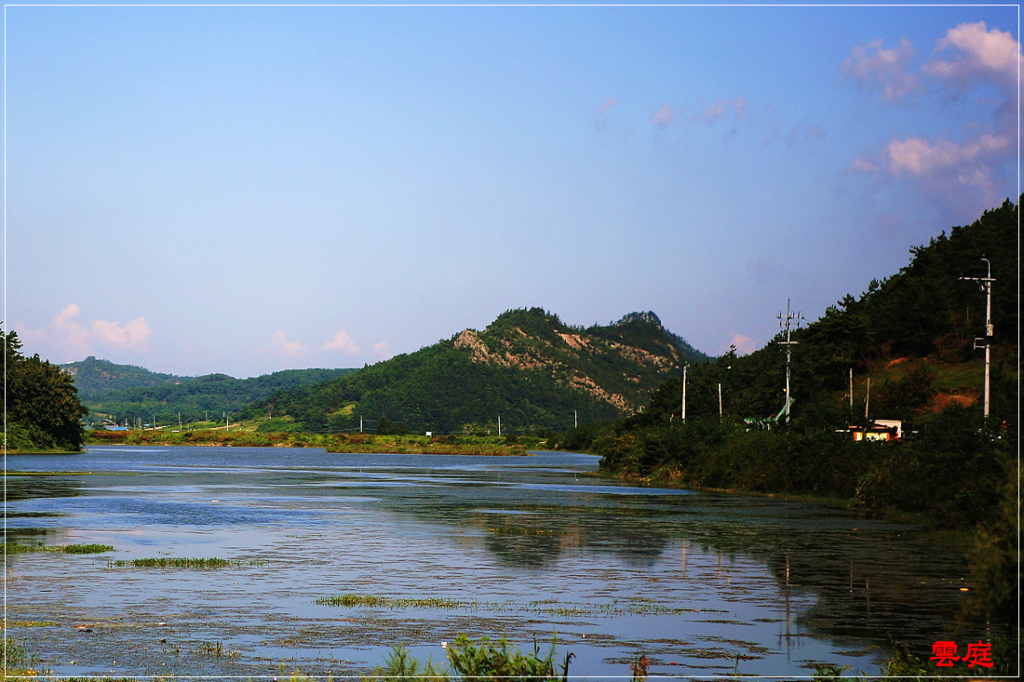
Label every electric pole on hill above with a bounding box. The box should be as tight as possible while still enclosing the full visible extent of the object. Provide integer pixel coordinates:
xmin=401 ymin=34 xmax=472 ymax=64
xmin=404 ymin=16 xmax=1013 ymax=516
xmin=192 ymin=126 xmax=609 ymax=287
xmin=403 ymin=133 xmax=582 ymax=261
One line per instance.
xmin=777 ymin=299 xmax=803 ymax=425
xmin=681 ymin=363 xmax=688 ymax=421
xmin=960 ymin=258 xmax=995 ymax=417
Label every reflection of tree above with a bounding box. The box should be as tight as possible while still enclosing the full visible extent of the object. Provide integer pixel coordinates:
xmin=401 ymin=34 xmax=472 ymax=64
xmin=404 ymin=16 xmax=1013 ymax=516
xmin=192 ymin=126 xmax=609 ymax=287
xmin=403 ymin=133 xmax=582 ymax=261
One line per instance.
xmin=468 ymin=508 xmax=673 ymax=569
xmin=372 ymin=479 xmax=676 ymax=568
xmin=5 ymin=475 xmax=84 ymax=502
xmin=759 ymin=535 xmax=1002 ymax=655
xmin=482 ymin=527 xmax=563 ymax=568
xmin=677 ymin=508 xmax=997 ymax=657
xmin=336 ymin=468 xmax=985 ymax=659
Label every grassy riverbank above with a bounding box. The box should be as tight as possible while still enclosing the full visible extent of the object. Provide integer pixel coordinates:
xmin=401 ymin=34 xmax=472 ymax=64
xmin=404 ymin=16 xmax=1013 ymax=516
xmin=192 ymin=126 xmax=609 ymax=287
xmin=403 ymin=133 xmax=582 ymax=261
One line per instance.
xmin=84 ymin=427 xmax=545 ymax=455
xmin=1 ymin=446 xmax=84 ymax=455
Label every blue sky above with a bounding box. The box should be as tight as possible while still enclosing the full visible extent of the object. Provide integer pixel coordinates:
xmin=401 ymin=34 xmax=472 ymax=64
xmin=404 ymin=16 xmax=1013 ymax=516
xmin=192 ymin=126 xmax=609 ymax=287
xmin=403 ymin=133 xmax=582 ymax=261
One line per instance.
xmin=6 ymin=3 xmax=1019 ymax=378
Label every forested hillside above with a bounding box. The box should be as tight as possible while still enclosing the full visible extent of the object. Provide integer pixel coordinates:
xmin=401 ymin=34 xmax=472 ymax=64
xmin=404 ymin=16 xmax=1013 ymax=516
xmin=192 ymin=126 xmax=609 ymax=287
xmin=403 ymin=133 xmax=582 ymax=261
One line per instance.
xmin=238 ymin=309 xmax=708 ymax=433
xmin=580 ymin=198 xmax=1016 ymax=527
xmin=61 ymin=356 xmax=188 ymax=398
xmin=4 ymin=330 xmax=87 ymax=451
xmin=63 ymin=360 xmax=357 ymax=425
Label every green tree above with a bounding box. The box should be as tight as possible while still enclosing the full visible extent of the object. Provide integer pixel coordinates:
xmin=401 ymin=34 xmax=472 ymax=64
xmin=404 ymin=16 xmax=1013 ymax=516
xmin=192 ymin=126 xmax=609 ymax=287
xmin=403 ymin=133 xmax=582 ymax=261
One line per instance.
xmin=3 ymin=328 xmax=87 ymax=450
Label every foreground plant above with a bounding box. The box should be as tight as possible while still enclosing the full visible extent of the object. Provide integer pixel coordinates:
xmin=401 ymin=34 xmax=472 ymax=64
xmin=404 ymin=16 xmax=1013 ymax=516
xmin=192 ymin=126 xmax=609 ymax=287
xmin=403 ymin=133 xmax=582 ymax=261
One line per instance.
xmin=363 ymin=645 xmax=448 ymax=682
xmin=363 ymin=634 xmax=572 ymax=682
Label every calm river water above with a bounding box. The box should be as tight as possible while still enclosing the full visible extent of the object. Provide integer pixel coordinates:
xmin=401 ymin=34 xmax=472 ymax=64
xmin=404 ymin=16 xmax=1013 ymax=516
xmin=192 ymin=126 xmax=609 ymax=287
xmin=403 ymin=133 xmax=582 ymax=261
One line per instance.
xmin=4 ymin=446 xmax=980 ymax=678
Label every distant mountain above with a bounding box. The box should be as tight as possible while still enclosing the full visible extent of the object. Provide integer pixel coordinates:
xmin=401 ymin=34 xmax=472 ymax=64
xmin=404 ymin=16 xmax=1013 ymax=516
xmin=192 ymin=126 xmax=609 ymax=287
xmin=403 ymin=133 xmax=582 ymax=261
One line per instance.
xmin=61 ymin=356 xmax=188 ymax=399
xmin=238 ymin=308 xmax=709 ymax=433
xmin=60 ymin=358 xmax=358 ymax=424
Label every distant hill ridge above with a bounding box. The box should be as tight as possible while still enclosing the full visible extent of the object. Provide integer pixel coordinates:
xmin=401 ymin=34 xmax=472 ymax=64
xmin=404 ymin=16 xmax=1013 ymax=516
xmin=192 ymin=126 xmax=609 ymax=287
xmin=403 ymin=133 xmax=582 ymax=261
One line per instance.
xmin=238 ymin=308 xmax=708 ymax=433
xmin=61 ymin=356 xmax=188 ymax=398
xmin=60 ymin=358 xmax=357 ymax=423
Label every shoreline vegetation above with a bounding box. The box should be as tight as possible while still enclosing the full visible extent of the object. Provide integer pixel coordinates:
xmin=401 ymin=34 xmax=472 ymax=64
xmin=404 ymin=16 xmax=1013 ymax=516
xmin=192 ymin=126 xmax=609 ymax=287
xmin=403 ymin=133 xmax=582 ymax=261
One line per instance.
xmin=75 ymin=428 xmax=545 ymax=456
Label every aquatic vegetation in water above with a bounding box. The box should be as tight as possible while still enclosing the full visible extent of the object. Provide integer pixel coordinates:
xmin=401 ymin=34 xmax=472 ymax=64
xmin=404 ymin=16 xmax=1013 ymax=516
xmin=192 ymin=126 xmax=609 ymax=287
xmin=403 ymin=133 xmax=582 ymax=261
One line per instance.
xmin=315 ymin=594 xmax=471 ymax=609
xmin=4 ymin=542 xmax=41 ymax=555
xmin=3 ymin=636 xmax=27 ymax=667
xmin=56 ymin=678 xmax=148 ymax=682
xmin=526 ymin=597 xmax=698 ymax=618
xmin=195 ymin=640 xmax=242 ymax=659
xmin=108 ymin=557 xmax=262 ymax=569
xmin=317 ymin=594 xmax=703 ymax=619
xmin=58 ymin=543 xmax=115 ymax=554
xmin=3 ymin=542 xmax=113 ymax=555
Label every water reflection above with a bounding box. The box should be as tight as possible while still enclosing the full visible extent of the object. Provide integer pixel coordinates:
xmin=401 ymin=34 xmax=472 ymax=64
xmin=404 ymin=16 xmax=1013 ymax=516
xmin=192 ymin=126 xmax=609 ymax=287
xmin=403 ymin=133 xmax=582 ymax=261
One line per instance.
xmin=4 ymin=474 xmax=84 ymax=502
xmin=3 ymin=446 xmax=989 ymax=677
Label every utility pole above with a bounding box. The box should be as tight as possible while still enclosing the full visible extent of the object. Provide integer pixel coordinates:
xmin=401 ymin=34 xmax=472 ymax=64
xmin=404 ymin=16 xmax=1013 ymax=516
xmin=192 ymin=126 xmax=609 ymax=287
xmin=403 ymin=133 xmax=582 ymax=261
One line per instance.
xmin=225 ymin=412 xmax=229 ymax=432
xmin=360 ymin=416 xmax=363 ymax=433
xmin=718 ymin=383 xmax=723 ymax=417
xmin=961 ymin=258 xmax=995 ymax=418
xmin=498 ymin=415 xmax=502 ymax=437
xmin=849 ymin=369 xmax=854 ymax=409
xmin=777 ymin=299 xmax=803 ymax=425
xmin=681 ymin=364 xmax=688 ymax=421
xmin=865 ymin=378 xmax=870 ymax=421
xmin=574 ymin=410 xmax=577 ymax=429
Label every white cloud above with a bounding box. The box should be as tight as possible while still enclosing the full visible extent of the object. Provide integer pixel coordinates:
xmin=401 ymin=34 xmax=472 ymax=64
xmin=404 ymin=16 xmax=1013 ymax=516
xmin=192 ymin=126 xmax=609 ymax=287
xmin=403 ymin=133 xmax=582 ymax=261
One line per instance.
xmin=259 ymin=327 xmax=367 ymax=364
xmin=849 ymin=157 xmax=879 ymax=174
xmin=724 ymin=333 xmax=758 ymax=356
xmin=54 ymin=303 xmax=81 ymax=328
xmin=841 ymin=37 xmax=918 ymax=101
xmin=923 ymin=22 xmax=1021 ymax=92
xmin=691 ymin=97 xmax=747 ymax=125
xmin=843 ymin=24 xmax=1019 ymax=220
xmin=13 ymin=304 xmax=152 ymax=361
xmin=373 ymin=341 xmax=392 ymax=359
xmin=594 ymin=97 xmax=619 ymax=117
xmin=265 ymin=330 xmax=310 ymax=359
xmin=92 ymin=317 xmax=152 ymax=349
xmin=321 ymin=327 xmax=360 ymax=355
xmin=885 ymin=134 xmax=1010 ymax=177
xmin=651 ymin=104 xmax=676 ymax=129
xmin=847 ymin=132 xmax=1013 ymax=215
